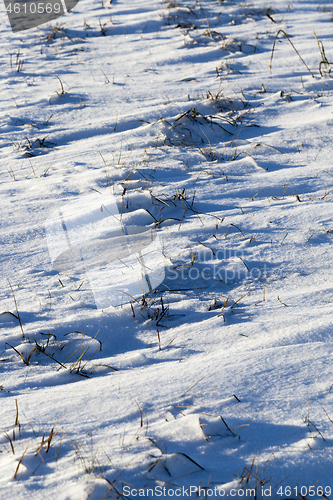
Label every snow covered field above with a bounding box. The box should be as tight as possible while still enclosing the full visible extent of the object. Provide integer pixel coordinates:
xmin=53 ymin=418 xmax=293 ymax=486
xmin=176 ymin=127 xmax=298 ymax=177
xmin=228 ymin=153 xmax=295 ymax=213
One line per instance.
xmin=1 ymin=0 xmax=333 ymax=497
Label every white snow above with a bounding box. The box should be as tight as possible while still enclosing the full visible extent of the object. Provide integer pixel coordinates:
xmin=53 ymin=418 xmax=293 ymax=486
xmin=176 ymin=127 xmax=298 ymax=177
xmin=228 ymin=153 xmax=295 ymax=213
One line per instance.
xmin=1 ymin=0 xmax=333 ymax=498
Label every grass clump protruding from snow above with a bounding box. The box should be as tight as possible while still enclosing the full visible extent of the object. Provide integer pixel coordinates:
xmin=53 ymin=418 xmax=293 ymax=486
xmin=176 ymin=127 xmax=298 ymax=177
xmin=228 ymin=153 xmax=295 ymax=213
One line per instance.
xmin=0 ymin=401 xmax=61 ymax=481
xmin=155 ymin=89 xmax=256 ymax=164
xmin=11 ymin=135 xmax=55 ymax=157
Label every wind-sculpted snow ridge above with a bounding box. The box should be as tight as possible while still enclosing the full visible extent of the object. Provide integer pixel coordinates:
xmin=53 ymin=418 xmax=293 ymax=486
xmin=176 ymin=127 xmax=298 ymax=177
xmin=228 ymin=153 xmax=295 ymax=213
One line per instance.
xmin=1 ymin=0 xmax=333 ymax=498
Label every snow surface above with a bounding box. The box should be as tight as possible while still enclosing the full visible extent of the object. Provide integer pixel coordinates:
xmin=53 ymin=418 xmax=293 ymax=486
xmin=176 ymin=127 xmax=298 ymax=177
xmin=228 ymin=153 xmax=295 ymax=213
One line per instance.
xmin=1 ymin=0 xmax=333 ymax=497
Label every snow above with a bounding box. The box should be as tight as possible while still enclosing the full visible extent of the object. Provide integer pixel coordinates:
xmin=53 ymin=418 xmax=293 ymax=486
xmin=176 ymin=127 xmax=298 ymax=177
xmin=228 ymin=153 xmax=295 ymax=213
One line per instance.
xmin=1 ymin=0 xmax=333 ymax=497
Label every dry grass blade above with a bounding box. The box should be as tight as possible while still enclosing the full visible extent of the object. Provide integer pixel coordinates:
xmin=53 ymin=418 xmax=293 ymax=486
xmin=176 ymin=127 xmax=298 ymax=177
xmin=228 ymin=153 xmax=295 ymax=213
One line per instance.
xmin=220 ymin=416 xmax=236 ymax=437
xmin=238 ymin=453 xmax=272 ymax=490
xmin=197 ymin=241 xmax=215 ymax=256
xmin=323 ymin=407 xmax=333 ymax=424
xmin=5 ymin=343 xmax=26 ymax=364
xmin=156 ymin=328 xmax=161 ymax=350
xmin=26 ymin=346 xmax=38 ymax=364
xmin=34 ymin=433 xmax=45 ymax=455
xmin=35 ymin=423 xmax=59 ymax=455
xmin=181 ymin=375 xmax=208 ymax=397
xmin=14 ymin=446 xmax=29 ymax=479
xmin=46 ymin=26 xmax=73 ymax=42
xmin=93 ymin=363 xmax=118 ymax=371
xmin=176 ymin=452 xmax=204 ymax=470
xmin=37 ymin=349 xmax=67 ymax=369
xmin=129 ymin=394 xmax=143 ymax=429
xmin=303 ymin=415 xmax=326 ymax=441
xmin=230 ymin=289 xmax=252 ymax=309
xmin=216 ymin=298 xmax=229 ymax=318
xmin=56 ymin=75 xmax=67 ymax=95
xmin=166 ymin=335 xmax=179 ymax=347
xmin=4 ymin=432 xmax=15 ymax=454
xmin=230 ymin=223 xmax=246 ymax=239
xmin=5 ymin=342 xmax=38 ymax=365
xmin=229 ymin=423 xmax=250 ymax=436
xmin=46 ymin=424 xmax=57 ymax=452
xmin=243 ymin=454 xmax=256 ymax=484
xmin=265 ymin=12 xmax=276 ymax=23
xmin=314 ymin=31 xmax=332 ymax=76
xmin=7 ymin=279 xmax=24 ymax=338
xmin=100 ymin=477 xmax=125 ymax=500
xmin=113 ymin=289 xmax=140 ymax=304
xmin=15 ymin=399 xmax=20 ymax=431
xmin=189 ymin=385 xmax=223 ymax=397
xmin=238 ymin=256 xmax=250 ymax=272
xmin=64 ymin=331 xmax=102 ymax=351
xmin=270 ymin=29 xmax=314 ymax=77
xmin=198 ymin=417 xmax=209 ymax=441
xmin=156 ymin=306 xmax=170 ymax=326
xmin=147 ymin=436 xmax=164 ymax=452
xmin=147 ymin=456 xmax=163 ymax=473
